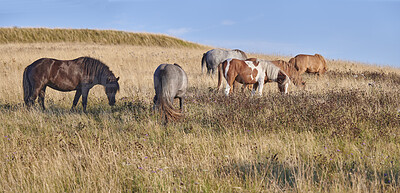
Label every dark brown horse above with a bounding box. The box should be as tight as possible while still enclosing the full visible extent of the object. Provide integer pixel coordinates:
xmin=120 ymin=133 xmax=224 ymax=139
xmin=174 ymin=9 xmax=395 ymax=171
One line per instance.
xmin=23 ymin=57 xmax=120 ymax=112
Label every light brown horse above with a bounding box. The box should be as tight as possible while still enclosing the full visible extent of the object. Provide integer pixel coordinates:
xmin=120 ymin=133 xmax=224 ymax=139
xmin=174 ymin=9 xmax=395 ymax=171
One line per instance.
xmin=270 ymin=60 xmax=305 ymax=89
xmin=23 ymin=57 xmax=120 ymax=112
xmin=217 ymin=58 xmax=290 ymax=96
xmin=289 ymin=54 xmax=327 ymax=76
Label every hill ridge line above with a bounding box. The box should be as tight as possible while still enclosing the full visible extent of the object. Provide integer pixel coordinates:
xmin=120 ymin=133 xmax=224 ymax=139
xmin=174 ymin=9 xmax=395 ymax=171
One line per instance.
xmin=0 ymin=27 xmax=207 ymax=49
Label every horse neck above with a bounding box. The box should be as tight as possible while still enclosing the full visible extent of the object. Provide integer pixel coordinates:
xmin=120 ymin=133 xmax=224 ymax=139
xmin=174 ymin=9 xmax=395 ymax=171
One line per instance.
xmin=261 ymin=60 xmax=280 ymax=81
xmin=97 ymin=68 xmax=115 ymax=86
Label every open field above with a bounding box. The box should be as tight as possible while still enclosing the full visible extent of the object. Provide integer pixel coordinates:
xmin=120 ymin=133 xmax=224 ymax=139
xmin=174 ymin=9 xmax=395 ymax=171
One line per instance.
xmin=0 ymin=29 xmax=400 ymax=192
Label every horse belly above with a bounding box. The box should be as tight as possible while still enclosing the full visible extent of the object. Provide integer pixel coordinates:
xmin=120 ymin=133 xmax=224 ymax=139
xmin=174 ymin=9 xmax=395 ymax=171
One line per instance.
xmin=47 ymin=62 xmax=81 ymax=91
xmin=47 ymin=82 xmax=76 ymax=92
xmin=48 ymin=73 xmax=80 ymax=91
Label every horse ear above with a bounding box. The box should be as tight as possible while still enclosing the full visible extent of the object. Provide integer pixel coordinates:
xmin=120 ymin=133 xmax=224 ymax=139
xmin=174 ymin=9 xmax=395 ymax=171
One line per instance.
xmin=116 ymin=77 xmax=120 ymax=81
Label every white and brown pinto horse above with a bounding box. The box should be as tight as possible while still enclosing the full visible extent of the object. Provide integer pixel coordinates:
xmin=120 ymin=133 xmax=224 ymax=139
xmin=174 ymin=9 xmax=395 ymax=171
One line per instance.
xmin=217 ymin=58 xmax=290 ymax=96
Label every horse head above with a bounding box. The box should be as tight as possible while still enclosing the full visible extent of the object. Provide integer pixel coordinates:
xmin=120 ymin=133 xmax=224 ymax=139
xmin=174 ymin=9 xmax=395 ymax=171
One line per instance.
xmin=105 ymin=76 xmax=120 ymax=106
xmin=292 ymin=75 xmax=306 ymax=89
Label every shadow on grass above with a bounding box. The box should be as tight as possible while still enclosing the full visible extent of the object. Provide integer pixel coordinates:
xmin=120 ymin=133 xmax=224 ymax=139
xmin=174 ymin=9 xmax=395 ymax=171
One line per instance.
xmin=217 ymin=154 xmax=400 ymax=191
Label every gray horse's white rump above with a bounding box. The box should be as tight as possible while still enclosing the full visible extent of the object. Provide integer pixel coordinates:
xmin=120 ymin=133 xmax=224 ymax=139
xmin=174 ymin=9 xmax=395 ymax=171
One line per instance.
xmin=201 ymin=49 xmax=247 ymax=75
xmin=153 ymin=63 xmax=188 ymax=122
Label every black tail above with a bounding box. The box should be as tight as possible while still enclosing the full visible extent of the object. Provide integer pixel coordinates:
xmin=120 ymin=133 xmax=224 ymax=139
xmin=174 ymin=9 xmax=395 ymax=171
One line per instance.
xmin=23 ymin=67 xmax=33 ymax=106
xmin=201 ymin=53 xmax=207 ymax=74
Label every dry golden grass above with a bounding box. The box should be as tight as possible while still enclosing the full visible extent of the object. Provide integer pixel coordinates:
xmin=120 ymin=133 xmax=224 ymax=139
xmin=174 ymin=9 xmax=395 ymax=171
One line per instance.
xmin=0 ymin=34 xmax=399 ymax=192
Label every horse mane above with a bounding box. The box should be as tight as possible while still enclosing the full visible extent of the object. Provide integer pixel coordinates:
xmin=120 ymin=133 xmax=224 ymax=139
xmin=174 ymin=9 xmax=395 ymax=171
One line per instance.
xmin=77 ymin=57 xmax=119 ymax=90
xmin=173 ymin=63 xmax=183 ymax=69
xmin=232 ymin=49 xmax=248 ymax=59
xmin=272 ymin=60 xmax=297 ymax=77
xmin=261 ymin=60 xmax=281 ymax=81
xmin=77 ymin=57 xmax=112 ymax=78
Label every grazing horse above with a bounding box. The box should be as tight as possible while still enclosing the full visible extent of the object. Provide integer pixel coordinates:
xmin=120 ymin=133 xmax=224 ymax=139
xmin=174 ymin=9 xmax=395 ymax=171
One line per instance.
xmin=217 ymin=58 xmax=290 ymax=96
xmin=289 ymin=54 xmax=327 ymax=76
xmin=234 ymin=59 xmax=306 ymax=92
xmin=201 ymin=48 xmax=247 ymax=75
xmin=270 ymin=60 xmax=305 ymax=89
xmin=23 ymin=57 xmax=120 ymax=112
xmin=153 ymin=63 xmax=188 ymax=122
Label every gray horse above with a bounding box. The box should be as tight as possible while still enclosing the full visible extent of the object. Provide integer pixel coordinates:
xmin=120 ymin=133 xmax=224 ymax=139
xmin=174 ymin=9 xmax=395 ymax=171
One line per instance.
xmin=153 ymin=63 xmax=188 ymax=122
xmin=201 ymin=49 xmax=248 ymax=75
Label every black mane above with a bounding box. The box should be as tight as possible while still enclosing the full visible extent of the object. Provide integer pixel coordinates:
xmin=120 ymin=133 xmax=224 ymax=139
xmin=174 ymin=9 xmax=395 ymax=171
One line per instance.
xmin=77 ymin=57 xmax=115 ymax=79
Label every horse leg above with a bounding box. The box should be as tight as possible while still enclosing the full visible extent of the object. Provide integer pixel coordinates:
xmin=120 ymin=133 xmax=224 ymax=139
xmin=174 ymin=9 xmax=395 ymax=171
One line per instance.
xmin=81 ymin=87 xmax=90 ymax=113
xmin=225 ymin=76 xmax=236 ymax=96
xmin=179 ymin=97 xmax=184 ymax=112
xmin=257 ymin=81 xmax=264 ymax=96
xmin=241 ymin=84 xmax=253 ymax=93
xmin=29 ymin=83 xmax=44 ymax=108
xmin=71 ymin=89 xmax=82 ymax=110
xmin=38 ymin=86 xmax=46 ymax=110
xmin=241 ymin=83 xmax=247 ymax=93
xmin=251 ymin=83 xmax=259 ymax=96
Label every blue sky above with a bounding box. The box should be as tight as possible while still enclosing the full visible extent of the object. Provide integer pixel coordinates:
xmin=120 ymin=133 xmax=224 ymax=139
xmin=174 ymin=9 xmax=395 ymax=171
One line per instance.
xmin=1 ymin=0 xmax=399 ymax=67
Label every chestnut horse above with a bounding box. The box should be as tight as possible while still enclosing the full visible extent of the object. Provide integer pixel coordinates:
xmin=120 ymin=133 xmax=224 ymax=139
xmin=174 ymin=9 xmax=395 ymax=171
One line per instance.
xmin=270 ymin=60 xmax=305 ymax=89
xmin=217 ymin=58 xmax=290 ymax=96
xmin=23 ymin=57 xmax=120 ymax=112
xmin=289 ymin=54 xmax=327 ymax=76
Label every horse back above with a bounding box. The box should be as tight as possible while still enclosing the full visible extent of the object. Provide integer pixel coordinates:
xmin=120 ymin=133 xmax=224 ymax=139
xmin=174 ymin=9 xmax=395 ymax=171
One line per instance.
xmin=27 ymin=58 xmax=85 ymax=91
xmin=223 ymin=58 xmax=261 ymax=84
xmin=292 ymin=54 xmax=326 ymax=73
xmin=155 ymin=64 xmax=187 ymax=99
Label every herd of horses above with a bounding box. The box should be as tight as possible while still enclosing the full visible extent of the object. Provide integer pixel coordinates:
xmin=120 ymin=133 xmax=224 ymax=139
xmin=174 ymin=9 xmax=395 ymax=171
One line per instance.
xmin=22 ymin=49 xmax=327 ymax=122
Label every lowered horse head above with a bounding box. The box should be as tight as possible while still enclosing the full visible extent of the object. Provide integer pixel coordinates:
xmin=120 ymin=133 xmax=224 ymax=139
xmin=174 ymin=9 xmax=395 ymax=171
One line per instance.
xmin=271 ymin=60 xmax=305 ymax=89
xmin=101 ymin=74 xmax=120 ymax=106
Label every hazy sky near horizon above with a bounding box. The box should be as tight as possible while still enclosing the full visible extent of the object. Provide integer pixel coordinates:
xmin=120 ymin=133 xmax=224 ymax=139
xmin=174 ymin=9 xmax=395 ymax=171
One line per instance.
xmin=1 ymin=0 xmax=399 ymax=67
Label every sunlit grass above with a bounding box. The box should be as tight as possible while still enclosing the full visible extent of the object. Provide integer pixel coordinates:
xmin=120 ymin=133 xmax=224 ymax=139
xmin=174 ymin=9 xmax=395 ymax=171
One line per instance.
xmin=0 ymin=28 xmax=399 ymax=192
xmin=0 ymin=27 xmax=206 ymax=49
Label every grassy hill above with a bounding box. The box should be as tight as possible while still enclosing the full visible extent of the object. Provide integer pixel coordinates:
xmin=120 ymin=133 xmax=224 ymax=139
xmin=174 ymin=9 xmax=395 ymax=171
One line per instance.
xmin=0 ymin=27 xmax=205 ymax=48
xmin=0 ymin=28 xmax=399 ymax=192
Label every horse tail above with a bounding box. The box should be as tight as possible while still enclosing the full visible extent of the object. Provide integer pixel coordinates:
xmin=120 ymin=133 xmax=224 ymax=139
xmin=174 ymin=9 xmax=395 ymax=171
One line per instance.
xmin=217 ymin=60 xmax=226 ymax=91
xmin=201 ymin=53 xmax=207 ymax=74
xmin=159 ymin=96 xmax=183 ymax=122
xmin=23 ymin=66 xmax=33 ymax=106
xmin=158 ymin=70 xmax=183 ymax=122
